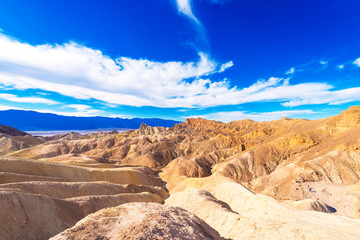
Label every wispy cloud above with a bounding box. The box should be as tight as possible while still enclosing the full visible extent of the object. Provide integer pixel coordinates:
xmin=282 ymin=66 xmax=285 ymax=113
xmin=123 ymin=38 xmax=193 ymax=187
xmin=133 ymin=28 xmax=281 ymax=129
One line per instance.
xmin=187 ymin=109 xmax=315 ymax=123
xmin=337 ymin=64 xmax=345 ymax=69
xmin=353 ymin=58 xmax=360 ymax=67
xmin=0 ymin=105 xmax=21 ymax=111
xmin=284 ymin=58 xmax=335 ymax=75
xmin=282 ymin=87 xmax=360 ymax=107
xmin=0 ymin=104 xmax=105 ymax=117
xmin=174 ymin=0 xmax=231 ymax=24
xmin=219 ymin=61 xmax=234 ymax=72
xmin=285 ymin=67 xmax=295 ymax=75
xmin=0 ymin=93 xmax=58 ymax=104
xmin=65 ymin=104 xmax=92 ymax=112
xmin=174 ymin=0 xmax=200 ymax=25
xmin=38 ymin=108 xmax=104 ymax=117
xmin=320 ymin=60 xmax=327 ymax=65
xmin=61 ymin=104 xmax=104 ymax=116
xmin=173 ymin=0 xmax=209 ymax=50
xmin=172 ymin=0 xmax=231 ymax=50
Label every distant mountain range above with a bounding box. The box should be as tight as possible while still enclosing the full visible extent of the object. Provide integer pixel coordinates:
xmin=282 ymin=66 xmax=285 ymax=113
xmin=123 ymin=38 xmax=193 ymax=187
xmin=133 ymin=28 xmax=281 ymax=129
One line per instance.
xmin=0 ymin=110 xmax=180 ymax=131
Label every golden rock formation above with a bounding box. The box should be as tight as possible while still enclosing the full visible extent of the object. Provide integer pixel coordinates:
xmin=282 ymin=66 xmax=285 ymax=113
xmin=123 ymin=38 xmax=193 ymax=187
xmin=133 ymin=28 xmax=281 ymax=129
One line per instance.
xmin=2 ymin=106 xmax=360 ymax=239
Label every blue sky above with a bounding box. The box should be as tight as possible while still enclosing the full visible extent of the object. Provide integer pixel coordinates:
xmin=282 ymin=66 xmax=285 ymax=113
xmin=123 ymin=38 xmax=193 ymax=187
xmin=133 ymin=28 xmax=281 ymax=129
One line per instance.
xmin=0 ymin=0 xmax=360 ymax=122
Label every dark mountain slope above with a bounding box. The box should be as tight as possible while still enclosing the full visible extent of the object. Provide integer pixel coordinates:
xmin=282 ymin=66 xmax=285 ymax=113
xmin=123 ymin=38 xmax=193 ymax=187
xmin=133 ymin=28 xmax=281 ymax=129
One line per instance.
xmin=0 ymin=110 xmax=180 ymax=131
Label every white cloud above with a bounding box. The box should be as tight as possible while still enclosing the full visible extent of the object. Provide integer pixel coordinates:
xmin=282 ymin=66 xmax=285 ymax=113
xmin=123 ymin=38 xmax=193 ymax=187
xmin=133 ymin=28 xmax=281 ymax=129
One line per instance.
xmin=338 ymin=64 xmax=344 ymax=69
xmin=174 ymin=0 xmax=200 ymax=24
xmin=187 ymin=109 xmax=315 ymax=123
xmin=36 ymin=92 xmax=51 ymax=96
xmin=0 ymin=93 xmax=58 ymax=104
xmin=219 ymin=61 xmax=234 ymax=72
xmin=61 ymin=104 xmax=103 ymax=116
xmin=66 ymin=104 xmax=92 ymax=112
xmin=0 ymin=104 xmax=104 ymax=117
xmin=0 ymin=33 xmax=233 ymax=108
xmin=174 ymin=0 xmax=231 ymax=23
xmin=41 ymin=109 xmax=103 ymax=117
xmin=320 ymin=60 xmax=327 ymax=65
xmin=286 ymin=67 xmax=295 ymax=75
xmin=353 ymin=58 xmax=360 ymax=67
xmin=0 ymin=33 xmax=360 ymax=109
xmin=107 ymin=114 xmax=136 ymax=119
xmin=281 ymin=87 xmax=360 ymax=107
xmin=0 ymin=105 xmax=21 ymax=111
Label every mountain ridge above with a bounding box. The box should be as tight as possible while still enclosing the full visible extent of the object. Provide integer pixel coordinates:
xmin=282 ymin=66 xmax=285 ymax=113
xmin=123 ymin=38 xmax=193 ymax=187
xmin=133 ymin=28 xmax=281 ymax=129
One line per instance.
xmin=0 ymin=109 xmax=180 ymax=131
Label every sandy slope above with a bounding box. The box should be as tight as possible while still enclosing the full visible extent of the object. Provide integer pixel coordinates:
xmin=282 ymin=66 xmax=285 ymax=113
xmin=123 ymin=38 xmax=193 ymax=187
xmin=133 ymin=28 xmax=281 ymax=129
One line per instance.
xmin=166 ymin=176 xmax=360 ymax=240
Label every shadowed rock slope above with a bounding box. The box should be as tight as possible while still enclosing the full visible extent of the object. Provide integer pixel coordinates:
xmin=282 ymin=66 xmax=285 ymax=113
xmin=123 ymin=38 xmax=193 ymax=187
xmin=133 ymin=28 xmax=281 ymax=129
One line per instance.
xmin=0 ymin=124 xmax=28 ymax=136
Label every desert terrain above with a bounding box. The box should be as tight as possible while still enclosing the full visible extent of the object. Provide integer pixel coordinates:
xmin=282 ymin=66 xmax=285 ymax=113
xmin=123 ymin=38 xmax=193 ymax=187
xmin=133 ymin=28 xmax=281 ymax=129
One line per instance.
xmin=1 ymin=106 xmax=360 ymax=239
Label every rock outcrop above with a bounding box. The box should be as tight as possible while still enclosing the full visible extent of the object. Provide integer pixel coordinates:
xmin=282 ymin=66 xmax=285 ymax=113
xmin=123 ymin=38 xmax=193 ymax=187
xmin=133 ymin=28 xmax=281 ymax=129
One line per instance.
xmin=129 ymin=122 xmax=168 ymax=137
xmin=0 ymin=134 xmax=45 ymax=155
xmin=0 ymin=124 xmax=28 ymax=136
xmin=50 ymin=202 xmax=225 ymax=240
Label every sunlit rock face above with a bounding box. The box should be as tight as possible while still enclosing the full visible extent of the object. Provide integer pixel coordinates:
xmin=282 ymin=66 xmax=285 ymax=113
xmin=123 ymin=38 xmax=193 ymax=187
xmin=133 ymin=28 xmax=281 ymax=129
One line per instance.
xmin=50 ymin=202 xmax=225 ymax=240
xmin=332 ymin=106 xmax=360 ymax=131
xmin=5 ymin=106 xmax=360 ymax=201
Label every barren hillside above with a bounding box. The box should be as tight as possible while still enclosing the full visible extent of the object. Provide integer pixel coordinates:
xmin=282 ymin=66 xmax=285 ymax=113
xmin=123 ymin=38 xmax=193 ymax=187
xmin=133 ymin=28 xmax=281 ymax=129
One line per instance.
xmin=1 ymin=106 xmax=360 ymax=239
